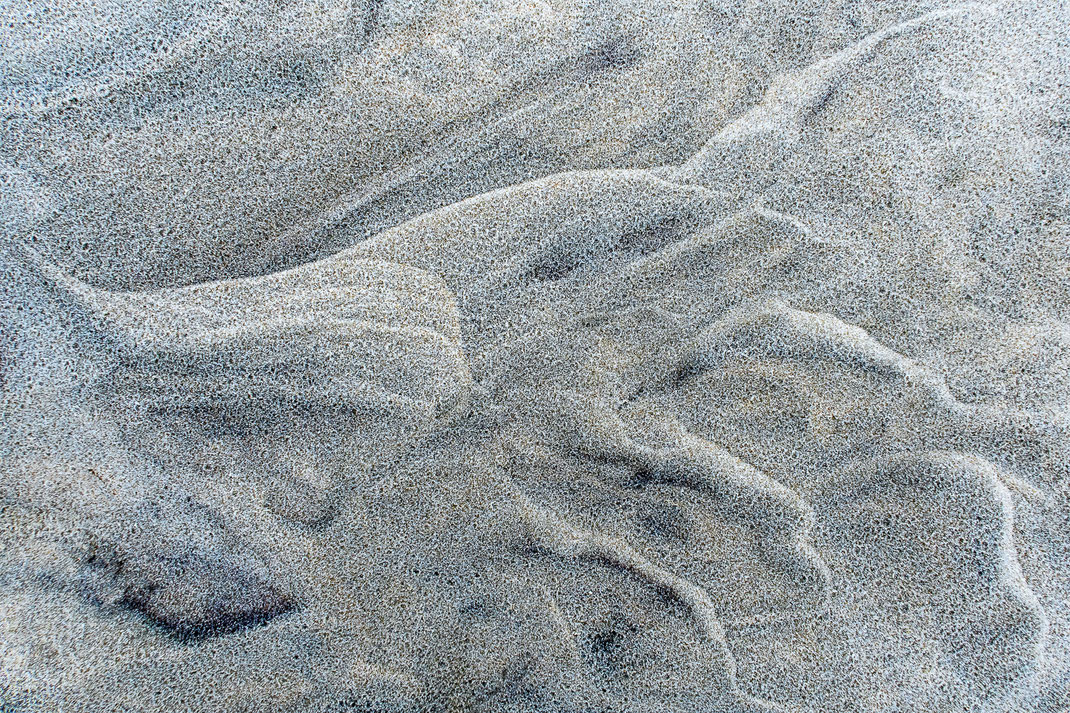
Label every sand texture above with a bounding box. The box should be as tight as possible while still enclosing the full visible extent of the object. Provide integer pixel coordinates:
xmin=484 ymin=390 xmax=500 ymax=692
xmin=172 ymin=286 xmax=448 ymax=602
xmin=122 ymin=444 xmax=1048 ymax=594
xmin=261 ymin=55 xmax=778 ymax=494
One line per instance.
xmin=2 ymin=0 xmax=1069 ymax=711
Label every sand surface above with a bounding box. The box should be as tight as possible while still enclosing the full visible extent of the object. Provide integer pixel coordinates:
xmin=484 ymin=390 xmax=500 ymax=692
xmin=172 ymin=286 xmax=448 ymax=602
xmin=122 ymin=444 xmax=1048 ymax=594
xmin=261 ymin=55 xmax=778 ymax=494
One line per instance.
xmin=2 ymin=1 xmax=1069 ymax=711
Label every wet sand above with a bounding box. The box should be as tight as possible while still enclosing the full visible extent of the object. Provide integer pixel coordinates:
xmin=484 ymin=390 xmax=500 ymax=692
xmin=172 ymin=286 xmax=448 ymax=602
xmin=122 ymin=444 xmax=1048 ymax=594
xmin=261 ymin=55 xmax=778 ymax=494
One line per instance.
xmin=2 ymin=1 xmax=1069 ymax=711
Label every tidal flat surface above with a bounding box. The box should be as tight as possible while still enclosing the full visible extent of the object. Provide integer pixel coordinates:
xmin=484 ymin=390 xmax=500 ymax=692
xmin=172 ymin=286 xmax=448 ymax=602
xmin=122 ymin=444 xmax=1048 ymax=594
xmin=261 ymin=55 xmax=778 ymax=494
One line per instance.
xmin=2 ymin=1 xmax=1069 ymax=711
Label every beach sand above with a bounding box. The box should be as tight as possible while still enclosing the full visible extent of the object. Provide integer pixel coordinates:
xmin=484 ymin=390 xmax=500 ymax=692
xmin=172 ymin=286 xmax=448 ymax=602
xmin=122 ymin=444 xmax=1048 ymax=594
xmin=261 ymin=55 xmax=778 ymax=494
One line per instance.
xmin=2 ymin=1 xmax=1069 ymax=711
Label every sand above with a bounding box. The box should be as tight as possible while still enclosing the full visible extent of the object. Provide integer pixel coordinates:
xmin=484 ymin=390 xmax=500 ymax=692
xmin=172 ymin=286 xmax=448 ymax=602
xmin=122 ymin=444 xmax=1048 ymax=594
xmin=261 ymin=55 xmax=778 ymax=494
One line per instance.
xmin=1 ymin=0 xmax=1069 ymax=711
